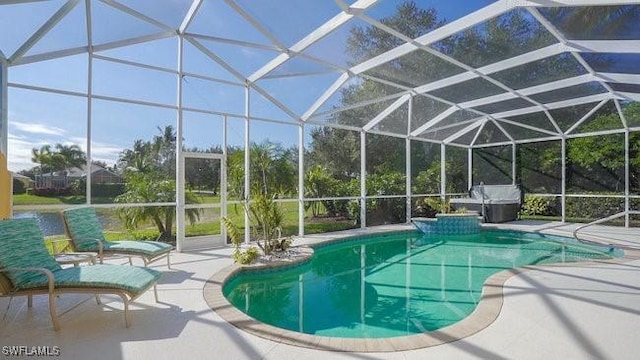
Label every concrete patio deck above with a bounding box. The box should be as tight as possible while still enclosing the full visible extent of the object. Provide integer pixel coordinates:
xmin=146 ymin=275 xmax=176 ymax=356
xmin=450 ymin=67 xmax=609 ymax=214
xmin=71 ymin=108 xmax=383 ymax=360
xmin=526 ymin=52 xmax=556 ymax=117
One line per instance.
xmin=1 ymin=221 xmax=639 ymax=360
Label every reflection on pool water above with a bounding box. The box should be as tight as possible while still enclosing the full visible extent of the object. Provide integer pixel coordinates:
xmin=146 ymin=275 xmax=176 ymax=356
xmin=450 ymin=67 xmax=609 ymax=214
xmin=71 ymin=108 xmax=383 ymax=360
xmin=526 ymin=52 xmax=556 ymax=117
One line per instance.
xmin=223 ymin=230 xmax=621 ymax=339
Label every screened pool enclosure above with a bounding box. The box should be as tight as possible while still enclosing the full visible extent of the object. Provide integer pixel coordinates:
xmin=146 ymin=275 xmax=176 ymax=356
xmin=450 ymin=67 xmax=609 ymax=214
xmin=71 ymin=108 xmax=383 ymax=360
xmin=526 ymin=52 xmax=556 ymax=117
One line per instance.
xmin=1 ymin=0 xmax=639 ymax=250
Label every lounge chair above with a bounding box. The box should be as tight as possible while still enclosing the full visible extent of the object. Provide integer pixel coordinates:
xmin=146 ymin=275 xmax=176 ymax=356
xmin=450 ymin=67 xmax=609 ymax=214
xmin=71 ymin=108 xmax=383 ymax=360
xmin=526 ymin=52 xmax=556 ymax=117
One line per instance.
xmin=62 ymin=207 xmax=173 ymax=268
xmin=0 ymin=218 xmax=162 ymax=330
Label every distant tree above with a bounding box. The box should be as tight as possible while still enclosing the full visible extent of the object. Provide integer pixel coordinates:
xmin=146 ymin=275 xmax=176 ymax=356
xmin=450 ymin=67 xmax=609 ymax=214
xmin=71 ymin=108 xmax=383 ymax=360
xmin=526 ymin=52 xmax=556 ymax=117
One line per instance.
xmin=31 ymin=145 xmax=58 ymax=176
xmin=184 ymin=146 xmax=222 ymax=195
xmin=226 ymin=141 xmax=297 ymax=200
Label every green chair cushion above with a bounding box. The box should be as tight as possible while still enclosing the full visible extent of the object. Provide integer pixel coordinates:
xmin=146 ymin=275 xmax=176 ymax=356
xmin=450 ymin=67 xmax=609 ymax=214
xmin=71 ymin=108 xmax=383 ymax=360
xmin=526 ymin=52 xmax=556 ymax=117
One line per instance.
xmin=62 ymin=207 xmax=106 ymax=252
xmin=103 ymin=241 xmax=173 ymax=258
xmin=16 ymin=265 xmax=162 ymax=296
xmin=0 ymin=218 xmax=62 ymax=289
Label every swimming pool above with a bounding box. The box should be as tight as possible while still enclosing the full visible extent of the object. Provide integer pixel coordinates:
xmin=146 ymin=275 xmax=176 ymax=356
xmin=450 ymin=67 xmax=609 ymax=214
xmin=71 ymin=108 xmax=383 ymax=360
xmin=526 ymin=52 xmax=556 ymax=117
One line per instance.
xmin=223 ymin=230 xmax=621 ymax=339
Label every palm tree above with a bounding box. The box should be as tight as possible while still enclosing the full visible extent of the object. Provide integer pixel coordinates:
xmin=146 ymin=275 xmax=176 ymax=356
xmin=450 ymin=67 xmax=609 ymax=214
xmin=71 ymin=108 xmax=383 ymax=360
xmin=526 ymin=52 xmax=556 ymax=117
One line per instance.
xmin=250 ymin=142 xmax=274 ymax=195
xmin=31 ymin=145 xmax=53 ymax=173
xmin=31 ymin=145 xmax=56 ymax=188
xmin=54 ymin=144 xmax=87 ymax=187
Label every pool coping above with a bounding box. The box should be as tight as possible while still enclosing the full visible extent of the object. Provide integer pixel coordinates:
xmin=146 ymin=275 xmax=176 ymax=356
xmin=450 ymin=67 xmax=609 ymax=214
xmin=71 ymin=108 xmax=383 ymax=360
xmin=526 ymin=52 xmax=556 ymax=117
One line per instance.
xmin=203 ymin=228 xmax=640 ymax=352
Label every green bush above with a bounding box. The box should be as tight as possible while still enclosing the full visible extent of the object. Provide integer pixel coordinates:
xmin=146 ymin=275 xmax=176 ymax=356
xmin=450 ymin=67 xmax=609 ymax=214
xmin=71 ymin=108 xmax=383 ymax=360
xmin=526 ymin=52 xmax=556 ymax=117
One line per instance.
xmin=565 ymin=196 xmax=625 ymax=221
xmin=520 ymin=195 xmax=553 ymax=216
xmin=365 ymin=172 xmax=407 ymax=225
xmin=12 ymin=178 xmax=26 ymax=194
xmin=234 ymin=246 xmax=260 ymax=265
xmin=69 ymin=179 xmax=85 ymax=195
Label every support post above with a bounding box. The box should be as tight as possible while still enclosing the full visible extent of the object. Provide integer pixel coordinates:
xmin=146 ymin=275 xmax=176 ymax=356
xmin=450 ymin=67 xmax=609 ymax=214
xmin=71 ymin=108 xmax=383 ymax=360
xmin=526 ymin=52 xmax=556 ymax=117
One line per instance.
xmin=406 ymin=137 xmax=411 ymax=223
xmin=221 ymin=115 xmax=228 ymax=241
xmin=298 ymin=123 xmax=305 ymax=236
xmin=625 ymin=129 xmax=630 ymax=227
xmin=85 ymin=0 xmax=93 ymax=204
xmin=244 ymin=85 xmax=251 ymax=244
xmin=512 ymin=142 xmax=517 ymax=185
xmin=360 ymin=131 xmax=366 ymax=229
xmin=440 ymin=143 xmax=446 ymax=199
xmin=467 ymin=147 xmax=473 ymax=189
xmin=561 ymin=136 xmax=566 ymax=223
xmin=0 ymin=58 xmax=10 ymax=220
xmin=86 ymin=51 xmax=93 ymax=204
xmin=176 ymin=35 xmax=185 ymax=252
xmin=0 ymin=58 xmax=6 ymax=156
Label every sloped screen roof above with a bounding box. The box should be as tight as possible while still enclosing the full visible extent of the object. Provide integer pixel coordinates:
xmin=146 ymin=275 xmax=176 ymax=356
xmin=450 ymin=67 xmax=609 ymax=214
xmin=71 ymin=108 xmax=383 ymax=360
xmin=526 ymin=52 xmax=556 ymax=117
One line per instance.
xmin=1 ymin=0 xmax=639 ymax=147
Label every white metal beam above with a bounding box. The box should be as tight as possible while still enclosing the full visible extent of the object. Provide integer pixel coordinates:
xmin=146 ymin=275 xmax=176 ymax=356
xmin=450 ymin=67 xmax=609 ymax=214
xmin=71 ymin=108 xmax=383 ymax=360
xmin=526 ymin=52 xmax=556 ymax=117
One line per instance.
xmin=619 ymin=92 xmax=640 ymax=101
xmin=410 ymin=106 xmax=457 ymax=137
xmin=443 ymin=121 xmax=484 ymax=144
xmin=185 ymin=33 xmax=280 ymax=51
xmin=494 ymin=117 xmax=559 ymax=136
xmin=100 ymin=0 xmax=174 ymax=33
xmin=12 ymin=28 xmax=175 ymax=66
xmin=524 ymin=0 xmax=640 ymax=6
xmin=248 ymin=11 xmax=353 ymax=82
xmin=362 ymin=94 xmax=410 ymax=131
xmin=352 ymin=0 xmax=515 ymax=75
xmin=176 ymin=35 xmax=185 ymax=252
xmin=243 ymin=85 xmax=250 ymax=244
xmin=92 ymin=31 xmax=176 ymax=53
xmin=9 ymin=46 xmax=86 ymax=66
xmin=360 ymin=131 xmax=366 ymax=228
xmin=565 ymin=99 xmax=607 ymax=135
xmin=9 ymin=0 xmax=80 ymax=63
xmin=458 ymin=73 xmax=594 ymax=109
xmin=310 ymin=92 xmax=406 ymax=120
xmin=224 ymin=0 xmax=287 ymax=51
xmin=411 ymin=43 xmax=565 ymax=96
xmin=179 ymin=0 xmax=203 ymax=34
xmin=528 ymin=7 xmax=621 ymax=104
xmin=417 ymin=118 xmax=479 ymax=134
xmin=249 ymin=83 xmax=301 ymax=122
xmin=615 ymin=99 xmax=628 ymax=129
xmin=491 ymin=119 xmax=514 ymax=142
xmin=302 ymin=72 xmax=348 ymax=120
xmin=597 ymin=72 xmax=640 ymax=85
xmin=568 ymin=40 xmax=640 ymax=53
xmin=185 ymin=37 xmax=246 ymax=81
xmin=470 ymin=120 xmax=486 ymax=147
xmin=85 ymin=0 xmax=92 ymax=204
xmin=298 ymin=123 xmax=304 ymax=236
xmin=490 ymin=93 xmax=614 ymax=119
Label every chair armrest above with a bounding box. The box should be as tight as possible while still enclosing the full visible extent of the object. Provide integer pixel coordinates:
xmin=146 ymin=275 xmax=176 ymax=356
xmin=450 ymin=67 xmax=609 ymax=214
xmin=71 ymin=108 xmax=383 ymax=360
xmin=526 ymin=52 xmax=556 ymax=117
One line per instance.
xmin=75 ymin=238 xmax=105 ymax=262
xmin=0 ymin=267 xmax=55 ymax=294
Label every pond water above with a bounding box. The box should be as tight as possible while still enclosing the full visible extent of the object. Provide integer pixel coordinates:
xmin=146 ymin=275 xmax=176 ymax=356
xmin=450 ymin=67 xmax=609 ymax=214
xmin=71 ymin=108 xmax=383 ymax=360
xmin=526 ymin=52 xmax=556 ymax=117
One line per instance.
xmin=13 ymin=211 xmax=112 ymax=236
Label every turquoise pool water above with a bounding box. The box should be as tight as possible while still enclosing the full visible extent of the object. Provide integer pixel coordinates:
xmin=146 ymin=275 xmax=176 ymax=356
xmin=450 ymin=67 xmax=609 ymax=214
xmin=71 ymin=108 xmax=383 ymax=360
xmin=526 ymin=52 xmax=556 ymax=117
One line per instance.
xmin=223 ymin=230 xmax=620 ymax=339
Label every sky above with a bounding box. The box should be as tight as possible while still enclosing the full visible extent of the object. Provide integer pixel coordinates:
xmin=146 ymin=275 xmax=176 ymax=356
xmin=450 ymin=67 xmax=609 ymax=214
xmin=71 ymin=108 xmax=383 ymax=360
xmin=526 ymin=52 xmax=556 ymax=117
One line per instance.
xmin=2 ymin=0 xmax=497 ymax=172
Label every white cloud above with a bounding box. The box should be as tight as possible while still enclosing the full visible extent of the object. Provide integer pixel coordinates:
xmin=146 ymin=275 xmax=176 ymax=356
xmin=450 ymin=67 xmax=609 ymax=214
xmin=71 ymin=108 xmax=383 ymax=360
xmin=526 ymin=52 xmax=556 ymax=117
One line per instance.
xmin=7 ymin=133 xmax=48 ymax=172
xmin=11 ymin=121 xmax=66 ymax=136
xmin=89 ymin=143 xmax=122 ymax=166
